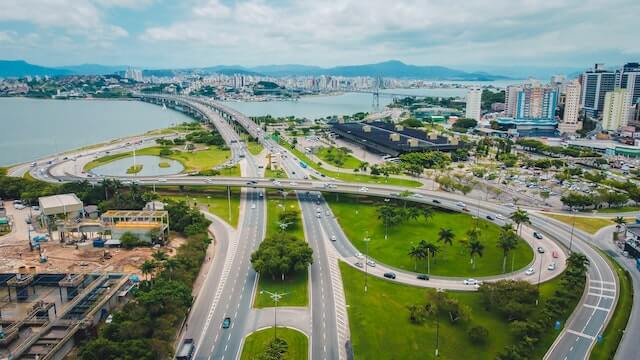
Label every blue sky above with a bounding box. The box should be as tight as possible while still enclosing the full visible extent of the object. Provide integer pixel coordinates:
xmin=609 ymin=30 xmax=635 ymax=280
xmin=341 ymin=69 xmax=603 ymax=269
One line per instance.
xmin=0 ymin=0 xmax=638 ymax=71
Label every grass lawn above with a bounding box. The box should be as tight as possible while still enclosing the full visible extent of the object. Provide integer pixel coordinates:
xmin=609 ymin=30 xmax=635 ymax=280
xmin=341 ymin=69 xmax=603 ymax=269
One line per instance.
xmin=595 ymin=206 xmax=640 ymax=213
xmin=265 ymin=168 xmax=288 ymax=179
xmin=158 ymin=161 xmax=170 ymax=168
xmin=590 ymin=252 xmax=633 ymax=360
xmin=340 ymin=262 xmax=569 ymax=360
xmin=543 ymin=213 xmax=633 ymax=234
xmin=254 ymin=189 xmax=308 ymax=308
xmin=283 ymin=141 xmax=422 ymax=188
xmin=327 ymin=194 xmax=533 ymax=277
xmin=158 ymin=186 xmax=241 ymax=227
xmin=240 ymin=327 xmax=308 ymax=360
xmin=126 ymin=164 xmax=143 ymax=174
xmin=84 ymin=145 xmax=232 ymax=172
xmin=316 ymin=147 xmax=361 ymax=169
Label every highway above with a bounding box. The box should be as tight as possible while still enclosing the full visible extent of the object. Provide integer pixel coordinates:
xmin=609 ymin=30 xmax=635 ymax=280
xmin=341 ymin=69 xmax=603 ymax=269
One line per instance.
xmin=11 ymin=95 xmax=623 ymax=360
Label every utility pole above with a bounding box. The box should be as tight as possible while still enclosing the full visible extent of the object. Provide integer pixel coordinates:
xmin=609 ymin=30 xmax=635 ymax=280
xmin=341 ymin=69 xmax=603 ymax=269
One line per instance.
xmin=227 ymin=186 xmax=232 ymax=222
xmin=260 ymin=290 xmax=288 ymax=340
xmin=28 ymin=206 xmax=33 ymax=252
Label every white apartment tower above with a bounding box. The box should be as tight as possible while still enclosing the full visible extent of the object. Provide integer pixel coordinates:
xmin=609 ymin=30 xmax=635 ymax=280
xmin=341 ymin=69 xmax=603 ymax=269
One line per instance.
xmin=558 ymin=81 xmax=582 ymax=134
xmin=465 ymin=86 xmax=482 ymax=121
xmin=602 ymin=89 xmax=633 ymax=131
xmin=504 ymin=85 xmax=521 ymax=117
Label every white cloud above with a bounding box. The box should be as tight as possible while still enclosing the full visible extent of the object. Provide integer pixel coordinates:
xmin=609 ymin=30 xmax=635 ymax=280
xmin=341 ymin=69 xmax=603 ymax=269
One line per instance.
xmin=0 ymin=30 xmax=16 ymax=43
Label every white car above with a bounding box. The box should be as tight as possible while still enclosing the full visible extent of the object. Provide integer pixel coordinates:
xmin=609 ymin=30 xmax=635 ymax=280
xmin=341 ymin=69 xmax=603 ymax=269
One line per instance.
xmin=359 ymin=186 xmax=368 ymax=192
xmin=366 ymin=259 xmax=376 ymax=267
xmin=272 ymin=180 xmax=282 ymax=186
xmin=290 ymin=182 xmax=298 ymax=186
xmin=463 ymin=278 xmax=479 ymax=286
xmin=456 ymin=201 xmax=466 ymax=207
xmin=354 ymin=252 xmax=364 ymax=259
xmin=14 ymin=204 xmax=26 ymax=210
xmin=412 ymin=193 xmax=424 ymax=198
xmin=495 ymin=214 xmax=505 ymax=220
xmin=525 ymin=267 xmax=535 ymax=276
xmin=547 ymin=263 xmax=556 ymax=271
xmin=251 ymin=203 xmax=256 ymax=209
xmin=330 ymin=235 xmax=337 ymax=241
xmin=157 ymin=178 xmax=167 ymax=182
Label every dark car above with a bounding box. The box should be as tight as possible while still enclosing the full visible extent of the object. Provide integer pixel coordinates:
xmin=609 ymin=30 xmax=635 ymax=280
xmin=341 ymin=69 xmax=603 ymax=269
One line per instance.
xmin=533 ymin=232 xmax=544 ymax=240
xmin=417 ymin=274 xmax=430 ymax=280
xmin=383 ymin=272 xmax=396 ymax=279
xmin=432 ymin=199 xmax=441 ymax=204
xmin=222 ymin=317 xmax=231 ymax=329
xmin=486 ymin=215 xmax=494 ymax=221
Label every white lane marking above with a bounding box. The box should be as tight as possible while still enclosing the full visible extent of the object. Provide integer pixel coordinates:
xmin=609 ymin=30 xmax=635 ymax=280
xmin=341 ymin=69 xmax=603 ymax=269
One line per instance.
xmin=583 ymin=304 xmax=611 ymax=312
xmin=567 ymin=330 xmax=595 ymax=341
xmin=588 ymin=292 xmax=615 ymax=299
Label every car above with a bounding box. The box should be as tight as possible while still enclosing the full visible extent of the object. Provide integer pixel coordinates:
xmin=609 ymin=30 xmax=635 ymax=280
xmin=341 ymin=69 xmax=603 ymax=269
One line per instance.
xmin=486 ymin=215 xmax=495 ymax=221
xmin=525 ymin=267 xmax=535 ymax=276
xmin=330 ymin=235 xmax=337 ymax=241
xmin=547 ymin=263 xmax=556 ymax=271
xmin=456 ymin=201 xmax=466 ymax=207
xmin=354 ymin=262 xmax=363 ymax=268
xmin=537 ymin=247 xmax=545 ymax=254
xmin=495 ymin=214 xmax=505 ymax=220
xmin=316 ymin=213 xmax=321 ymax=218
xmin=157 ymin=178 xmax=167 ymax=182
xmin=32 ymin=205 xmax=40 ymax=211
xmin=389 ymin=192 xmax=400 ymax=197
xmin=504 ymin=203 xmax=515 ymax=208
xmin=13 ymin=200 xmax=22 ymax=205
xmin=222 ymin=317 xmax=231 ymax=329
xmin=272 ymin=180 xmax=282 ymax=186
xmin=359 ymin=186 xmax=368 ymax=192
xmin=325 ymin=210 xmax=330 ymax=216
xmin=354 ymin=252 xmax=364 ymax=259
xmin=206 ymin=178 xmax=214 ymax=183
xmin=289 ymin=182 xmax=298 ymax=186
xmin=383 ymin=272 xmax=396 ymax=279
xmin=552 ymin=251 xmax=559 ymax=259
xmin=432 ymin=199 xmax=441 ymax=204
xmin=25 ymin=218 xmax=31 ymax=224
xmin=412 ymin=193 xmax=424 ymax=198
xmin=14 ymin=204 xmax=26 ymax=210
xmin=416 ymin=274 xmax=430 ymax=280
xmin=251 ymin=203 xmax=256 ymax=209
xmin=463 ymin=278 xmax=479 ymax=286
xmin=533 ymin=232 xmax=543 ymax=240
xmin=366 ymin=259 xmax=376 ymax=267
xmin=105 ymin=314 xmax=113 ymax=324
xmin=462 ymin=207 xmax=470 ymax=212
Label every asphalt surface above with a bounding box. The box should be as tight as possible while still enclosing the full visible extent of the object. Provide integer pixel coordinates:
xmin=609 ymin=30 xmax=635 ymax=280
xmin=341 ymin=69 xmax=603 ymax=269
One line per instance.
xmin=10 ymin=95 xmax=624 ymax=360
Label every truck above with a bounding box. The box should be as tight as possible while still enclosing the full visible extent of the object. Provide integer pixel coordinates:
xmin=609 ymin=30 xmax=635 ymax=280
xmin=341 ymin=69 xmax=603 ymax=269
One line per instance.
xmin=176 ymin=338 xmax=195 ymax=360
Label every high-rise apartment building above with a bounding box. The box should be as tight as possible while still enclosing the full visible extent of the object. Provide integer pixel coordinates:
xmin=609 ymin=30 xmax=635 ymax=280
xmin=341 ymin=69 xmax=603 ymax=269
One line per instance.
xmin=580 ymin=63 xmax=616 ymax=118
xmin=616 ymin=62 xmax=640 ymax=105
xmin=602 ymin=89 xmax=633 ymax=131
xmin=505 ymin=85 xmax=520 ymax=117
xmin=515 ymin=83 xmax=558 ymax=120
xmin=125 ymin=67 xmax=143 ymax=82
xmin=558 ymin=81 xmax=582 ymax=134
xmin=465 ymin=86 xmax=482 ymax=121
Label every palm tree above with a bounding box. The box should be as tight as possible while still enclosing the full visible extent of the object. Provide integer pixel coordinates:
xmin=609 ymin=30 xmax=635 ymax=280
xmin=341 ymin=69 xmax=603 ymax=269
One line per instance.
xmin=418 ymin=240 xmax=439 ymax=273
xmin=421 ymin=206 xmax=433 ymax=223
xmin=467 ymin=240 xmax=485 ymax=270
xmin=407 ymin=206 xmax=421 ymax=221
xmin=164 ymin=258 xmax=179 ymax=280
xmin=152 ymin=250 xmax=168 ymax=262
xmin=408 ymin=245 xmax=424 ymax=271
xmin=466 ymin=227 xmax=481 ymax=243
xmin=437 ymin=228 xmax=454 ymax=258
xmin=614 ymin=216 xmax=627 ymax=235
xmin=140 ymin=260 xmax=156 ymax=280
xmin=510 ymin=208 xmax=531 ymax=235
xmin=497 ymin=228 xmax=518 ymax=273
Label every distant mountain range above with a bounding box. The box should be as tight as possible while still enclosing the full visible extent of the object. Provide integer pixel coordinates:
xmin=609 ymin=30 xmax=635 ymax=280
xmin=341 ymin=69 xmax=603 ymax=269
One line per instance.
xmin=0 ymin=59 xmax=512 ymax=80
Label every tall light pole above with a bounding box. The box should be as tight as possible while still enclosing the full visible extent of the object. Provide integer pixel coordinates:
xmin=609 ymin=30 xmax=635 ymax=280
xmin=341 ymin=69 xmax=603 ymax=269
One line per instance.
xmin=569 ymin=208 xmax=577 ymax=252
xmin=435 ymin=288 xmax=444 ymax=357
xmin=260 ymin=290 xmax=288 ymax=340
xmin=364 ymin=232 xmax=371 ymax=293
xmin=384 ymin=198 xmax=390 ymax=240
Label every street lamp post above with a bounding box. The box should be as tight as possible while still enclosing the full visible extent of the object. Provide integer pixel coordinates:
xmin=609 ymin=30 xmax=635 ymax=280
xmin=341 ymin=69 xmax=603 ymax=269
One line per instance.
xmin=435 ymin=288 xmax=444 ymax=357
xmin=364 ymin=232 xmax=371 ymax=293
xmin=28 ymin=206 xmax=33 ymax=252
xmin=384 ymin=198 xmax=390 ymax=240
xmin=569 ymin=208 xmax=577 ymax=252
xmin=260 ymin=290 xmax=288 ymax=340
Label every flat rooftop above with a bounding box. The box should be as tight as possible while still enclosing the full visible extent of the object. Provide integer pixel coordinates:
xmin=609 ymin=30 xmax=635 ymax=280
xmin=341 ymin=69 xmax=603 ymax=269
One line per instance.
xmin=38 ymin=194 xmax=83 ymax=216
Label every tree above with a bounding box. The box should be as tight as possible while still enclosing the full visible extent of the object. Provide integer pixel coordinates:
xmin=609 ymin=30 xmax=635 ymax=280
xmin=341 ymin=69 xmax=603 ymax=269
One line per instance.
xmin=437 ymin=227 xmax=455 ymax=258
xmin=468 ymin=240 xmax=484 ymax=270
xmin=407 ymin=304 xmax=428 ymax=324
xmin=377 ymin=204 xmax=404 ymax=227
xmin=251 ymin=233 xmax=313 ymax=280
xmin=121 ymin=232 xmax=143 ymax=249
xmin=497 ymin=228 xmax=519 ymax=273
xmin=468 ymin=326 xmax=489 ymax=345
xmin=408 ymin=244 xmax=426 ymax=271
xmin=140 ymin=260 xmax=156 ymax=280
xmin=278 ymin=209 xmax=300 ymax=230
xmin=566 ymin=253 xmax=590 ymax=274
xmin=509 ymin=208 xmax=530 ymax=235
xmin=151 ymin=249 xmax=168 ymax=262
xmin=614 ymin=216 xmax=627 ymax=235
xmin=421 ymin=206 xmax=433 ymax=222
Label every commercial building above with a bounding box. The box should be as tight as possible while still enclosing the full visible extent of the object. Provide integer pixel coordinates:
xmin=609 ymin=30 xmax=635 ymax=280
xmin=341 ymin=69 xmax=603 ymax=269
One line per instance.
xmin=558 ymin=80 xmax=582 ymax=134
xmin=602 ymin=89 xmax=633 ymax=131
xmin=100 ymin=210 xmax=169 ymax=245
xmin=580 ymin=63 xmax=616 ymax=118
xmin=330 ymin=120 xmax=462 ymax=157
xmin=615 ymin=62 xmax=640 ymax=105
xmin=465 ymin=86 xmax=482 ymax=121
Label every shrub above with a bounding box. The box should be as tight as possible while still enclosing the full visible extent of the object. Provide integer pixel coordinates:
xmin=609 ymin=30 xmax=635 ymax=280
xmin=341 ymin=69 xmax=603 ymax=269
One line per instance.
xmin=159 ymin=147 xmax=173 ymax=156
xmin=468 ymin=325 xmax=489 ymax=345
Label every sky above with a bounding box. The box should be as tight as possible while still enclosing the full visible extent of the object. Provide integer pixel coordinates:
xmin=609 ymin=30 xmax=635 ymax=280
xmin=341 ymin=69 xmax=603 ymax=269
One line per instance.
xmin=0 ymin=0 xmax=639 ymax=72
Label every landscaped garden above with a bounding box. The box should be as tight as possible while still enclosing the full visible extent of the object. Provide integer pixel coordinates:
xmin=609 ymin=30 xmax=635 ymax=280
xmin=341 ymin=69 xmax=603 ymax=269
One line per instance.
xmin=316 ymin=146 xmax=361 ymax=169
xmin=341 ymin=251 xmax=588 ymax=359
xmin=253 ymin=189 xmax=309 ymax=308
xmin=327 ymin=194 xmax=533 ymax=277
xmin=240 ymin=327 xmax=308 ymax=360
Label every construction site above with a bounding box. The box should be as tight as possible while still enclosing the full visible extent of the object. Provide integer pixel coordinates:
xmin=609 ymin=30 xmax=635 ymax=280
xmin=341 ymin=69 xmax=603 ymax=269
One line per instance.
xmin=0 ymin=196 xmax=181 ymax=359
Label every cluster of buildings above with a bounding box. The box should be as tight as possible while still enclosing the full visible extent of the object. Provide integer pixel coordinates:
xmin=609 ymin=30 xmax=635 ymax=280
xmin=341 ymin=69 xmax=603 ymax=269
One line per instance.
xmin=464 ymin=62 xmax=640 ymax=139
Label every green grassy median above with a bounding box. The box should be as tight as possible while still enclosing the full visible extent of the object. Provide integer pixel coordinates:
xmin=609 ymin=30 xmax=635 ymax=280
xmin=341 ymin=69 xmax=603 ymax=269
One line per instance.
xmin=126 ymin=164 xmax=143 ymax=174
xmin=158 ymin=186 xmax=241 ymax=227
xmin=240 ymin=327 xmax=308 ymax=360
xmin=328 ymin=194 xmax=533 ymax=277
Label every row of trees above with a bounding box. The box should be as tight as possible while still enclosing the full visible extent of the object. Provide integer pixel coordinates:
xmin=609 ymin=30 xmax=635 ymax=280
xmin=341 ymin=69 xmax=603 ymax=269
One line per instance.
xmin=561 ymin=189 xmax=631 ymax=209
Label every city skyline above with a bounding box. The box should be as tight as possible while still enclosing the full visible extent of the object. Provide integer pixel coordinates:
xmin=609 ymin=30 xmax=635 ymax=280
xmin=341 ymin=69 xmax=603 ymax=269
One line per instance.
xmin=0 ymin=0 xmax=639 ymax=73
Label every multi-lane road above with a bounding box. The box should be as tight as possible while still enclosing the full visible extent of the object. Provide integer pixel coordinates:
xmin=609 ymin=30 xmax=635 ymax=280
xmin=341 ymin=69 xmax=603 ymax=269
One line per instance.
xmin=10 ymin=95 xmax=626 ymax=360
